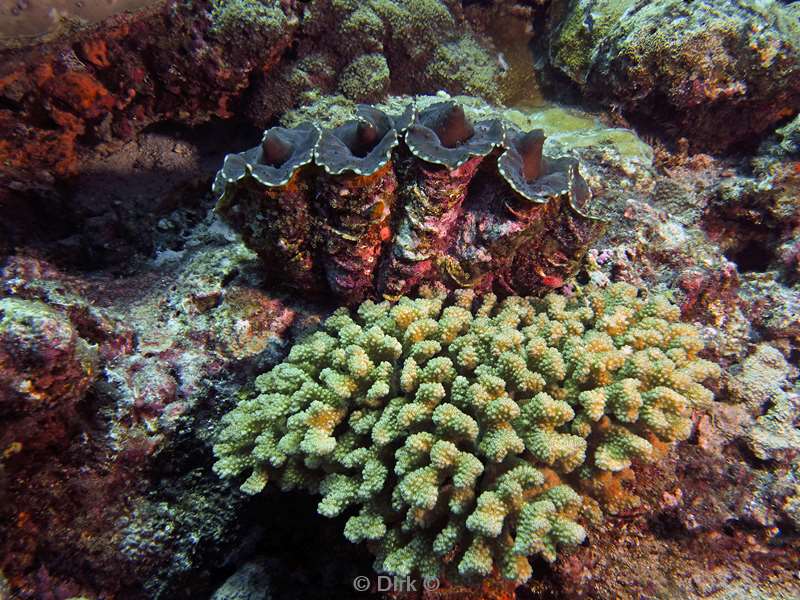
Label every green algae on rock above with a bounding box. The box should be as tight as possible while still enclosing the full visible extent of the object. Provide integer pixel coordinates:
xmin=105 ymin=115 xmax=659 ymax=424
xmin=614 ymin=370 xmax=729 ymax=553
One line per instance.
xmin=545 ymin=0 xmax=800 ymax=150
xmin=213 ymin=283 xmax=720 ymax=583
xmin=246 ymin=0 xmax=503 ymax=125
xmin=209 ymin=0 xmax=295 ymax=49
xmin=338 ymin=53 xmax=392 ymax=103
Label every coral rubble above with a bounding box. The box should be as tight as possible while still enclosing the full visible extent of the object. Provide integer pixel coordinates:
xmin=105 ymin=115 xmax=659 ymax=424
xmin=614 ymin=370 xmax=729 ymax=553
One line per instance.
xmin=215 ymin=98 xmax=607 ymax=303
xmin=213 ymin=283 xmax=720 ymax=582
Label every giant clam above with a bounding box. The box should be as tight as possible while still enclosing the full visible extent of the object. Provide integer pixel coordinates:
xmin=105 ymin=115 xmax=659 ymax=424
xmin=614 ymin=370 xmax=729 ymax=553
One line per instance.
xmin=213 ymin=122 xmax=323 ymax=291
xmin=379 ymin=101 xmax=504 ymax=298
xmin=314 ymin=105 xmax=411 ymax=303
xmin=213 ymin=100 xmax=606 ymax=303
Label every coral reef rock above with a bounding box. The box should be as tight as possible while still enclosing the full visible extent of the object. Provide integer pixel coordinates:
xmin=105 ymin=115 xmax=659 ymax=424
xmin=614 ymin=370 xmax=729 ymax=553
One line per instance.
xmin=545 ymin=0 xmax=800 ymax=150
xmin=0 ymin=231 xmax=307 ymax=598
xmin=245 ymin=0 xmax=505 ymax=126
xmin=214 ymin=98 xmax=608 ymax=303
xmin=727 ymin=344 xmax=800 ymax=462
xmin=0 ymin=0 xmax=299 ymax=196
xmin=210 ymin=557 xmax=273 ymax=600
xmin=213 ymin=283 xmax=720 ymax=583
xmin=0 ymin=297 xmax=98 ymax=416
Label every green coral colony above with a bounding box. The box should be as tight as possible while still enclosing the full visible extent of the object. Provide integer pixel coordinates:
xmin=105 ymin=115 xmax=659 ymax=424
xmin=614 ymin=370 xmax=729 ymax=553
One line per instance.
xmin=213 ymin=283 xmax=720 ymax=583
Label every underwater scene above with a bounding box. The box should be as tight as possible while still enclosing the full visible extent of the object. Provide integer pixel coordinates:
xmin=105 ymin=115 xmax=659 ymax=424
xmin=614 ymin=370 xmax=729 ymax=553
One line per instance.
xmin=0 ymin=1 xmax=799 ymax=599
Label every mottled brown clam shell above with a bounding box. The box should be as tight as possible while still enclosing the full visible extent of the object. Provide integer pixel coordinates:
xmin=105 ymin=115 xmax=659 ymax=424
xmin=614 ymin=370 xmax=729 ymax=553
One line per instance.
xmin=314 ymin=106 xmax=401 ymax=303
xmin=214 ymin=122 xmax=324 ymax=291
xmin=212 ymin=100 xmax=606 ymax=303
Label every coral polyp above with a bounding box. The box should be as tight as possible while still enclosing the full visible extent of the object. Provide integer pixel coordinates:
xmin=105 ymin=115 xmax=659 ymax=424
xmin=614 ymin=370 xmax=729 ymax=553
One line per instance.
xmin=213 ymin=98 xmax=606 ymax=303
xmin=212 ymin=283 xmax=720 ymax=583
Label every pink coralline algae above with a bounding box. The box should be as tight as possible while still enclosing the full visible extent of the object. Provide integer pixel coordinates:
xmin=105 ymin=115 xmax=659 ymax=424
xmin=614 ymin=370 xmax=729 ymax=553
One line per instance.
xmin=214 ymin=100 xmax=606 ymax=303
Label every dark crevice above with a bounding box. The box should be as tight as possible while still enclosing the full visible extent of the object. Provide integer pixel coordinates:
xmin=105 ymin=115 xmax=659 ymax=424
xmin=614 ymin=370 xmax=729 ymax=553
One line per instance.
xmin=733 ymin=437 xmax=776 ymax=470
xmin=0 ymin=94 xmax=22 ymax=111
xmin=725 ymin=238 xmax=777 ymax=273
xmin=649 ymin=513 xmax=693 ymax=540
xmin=5 ymin=116 xmax=259 ymax=274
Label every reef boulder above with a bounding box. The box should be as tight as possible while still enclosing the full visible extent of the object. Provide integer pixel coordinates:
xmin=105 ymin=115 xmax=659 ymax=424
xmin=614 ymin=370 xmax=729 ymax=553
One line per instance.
xmin=0 ymin=297 xmax=98 ymax=416
xmin=546 ymin=0 xmax=800 ymax=150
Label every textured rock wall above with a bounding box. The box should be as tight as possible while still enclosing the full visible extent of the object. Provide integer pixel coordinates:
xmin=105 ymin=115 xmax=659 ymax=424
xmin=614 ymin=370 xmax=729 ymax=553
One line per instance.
xmin=543 ymin=0 xmax=800 ymax=151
